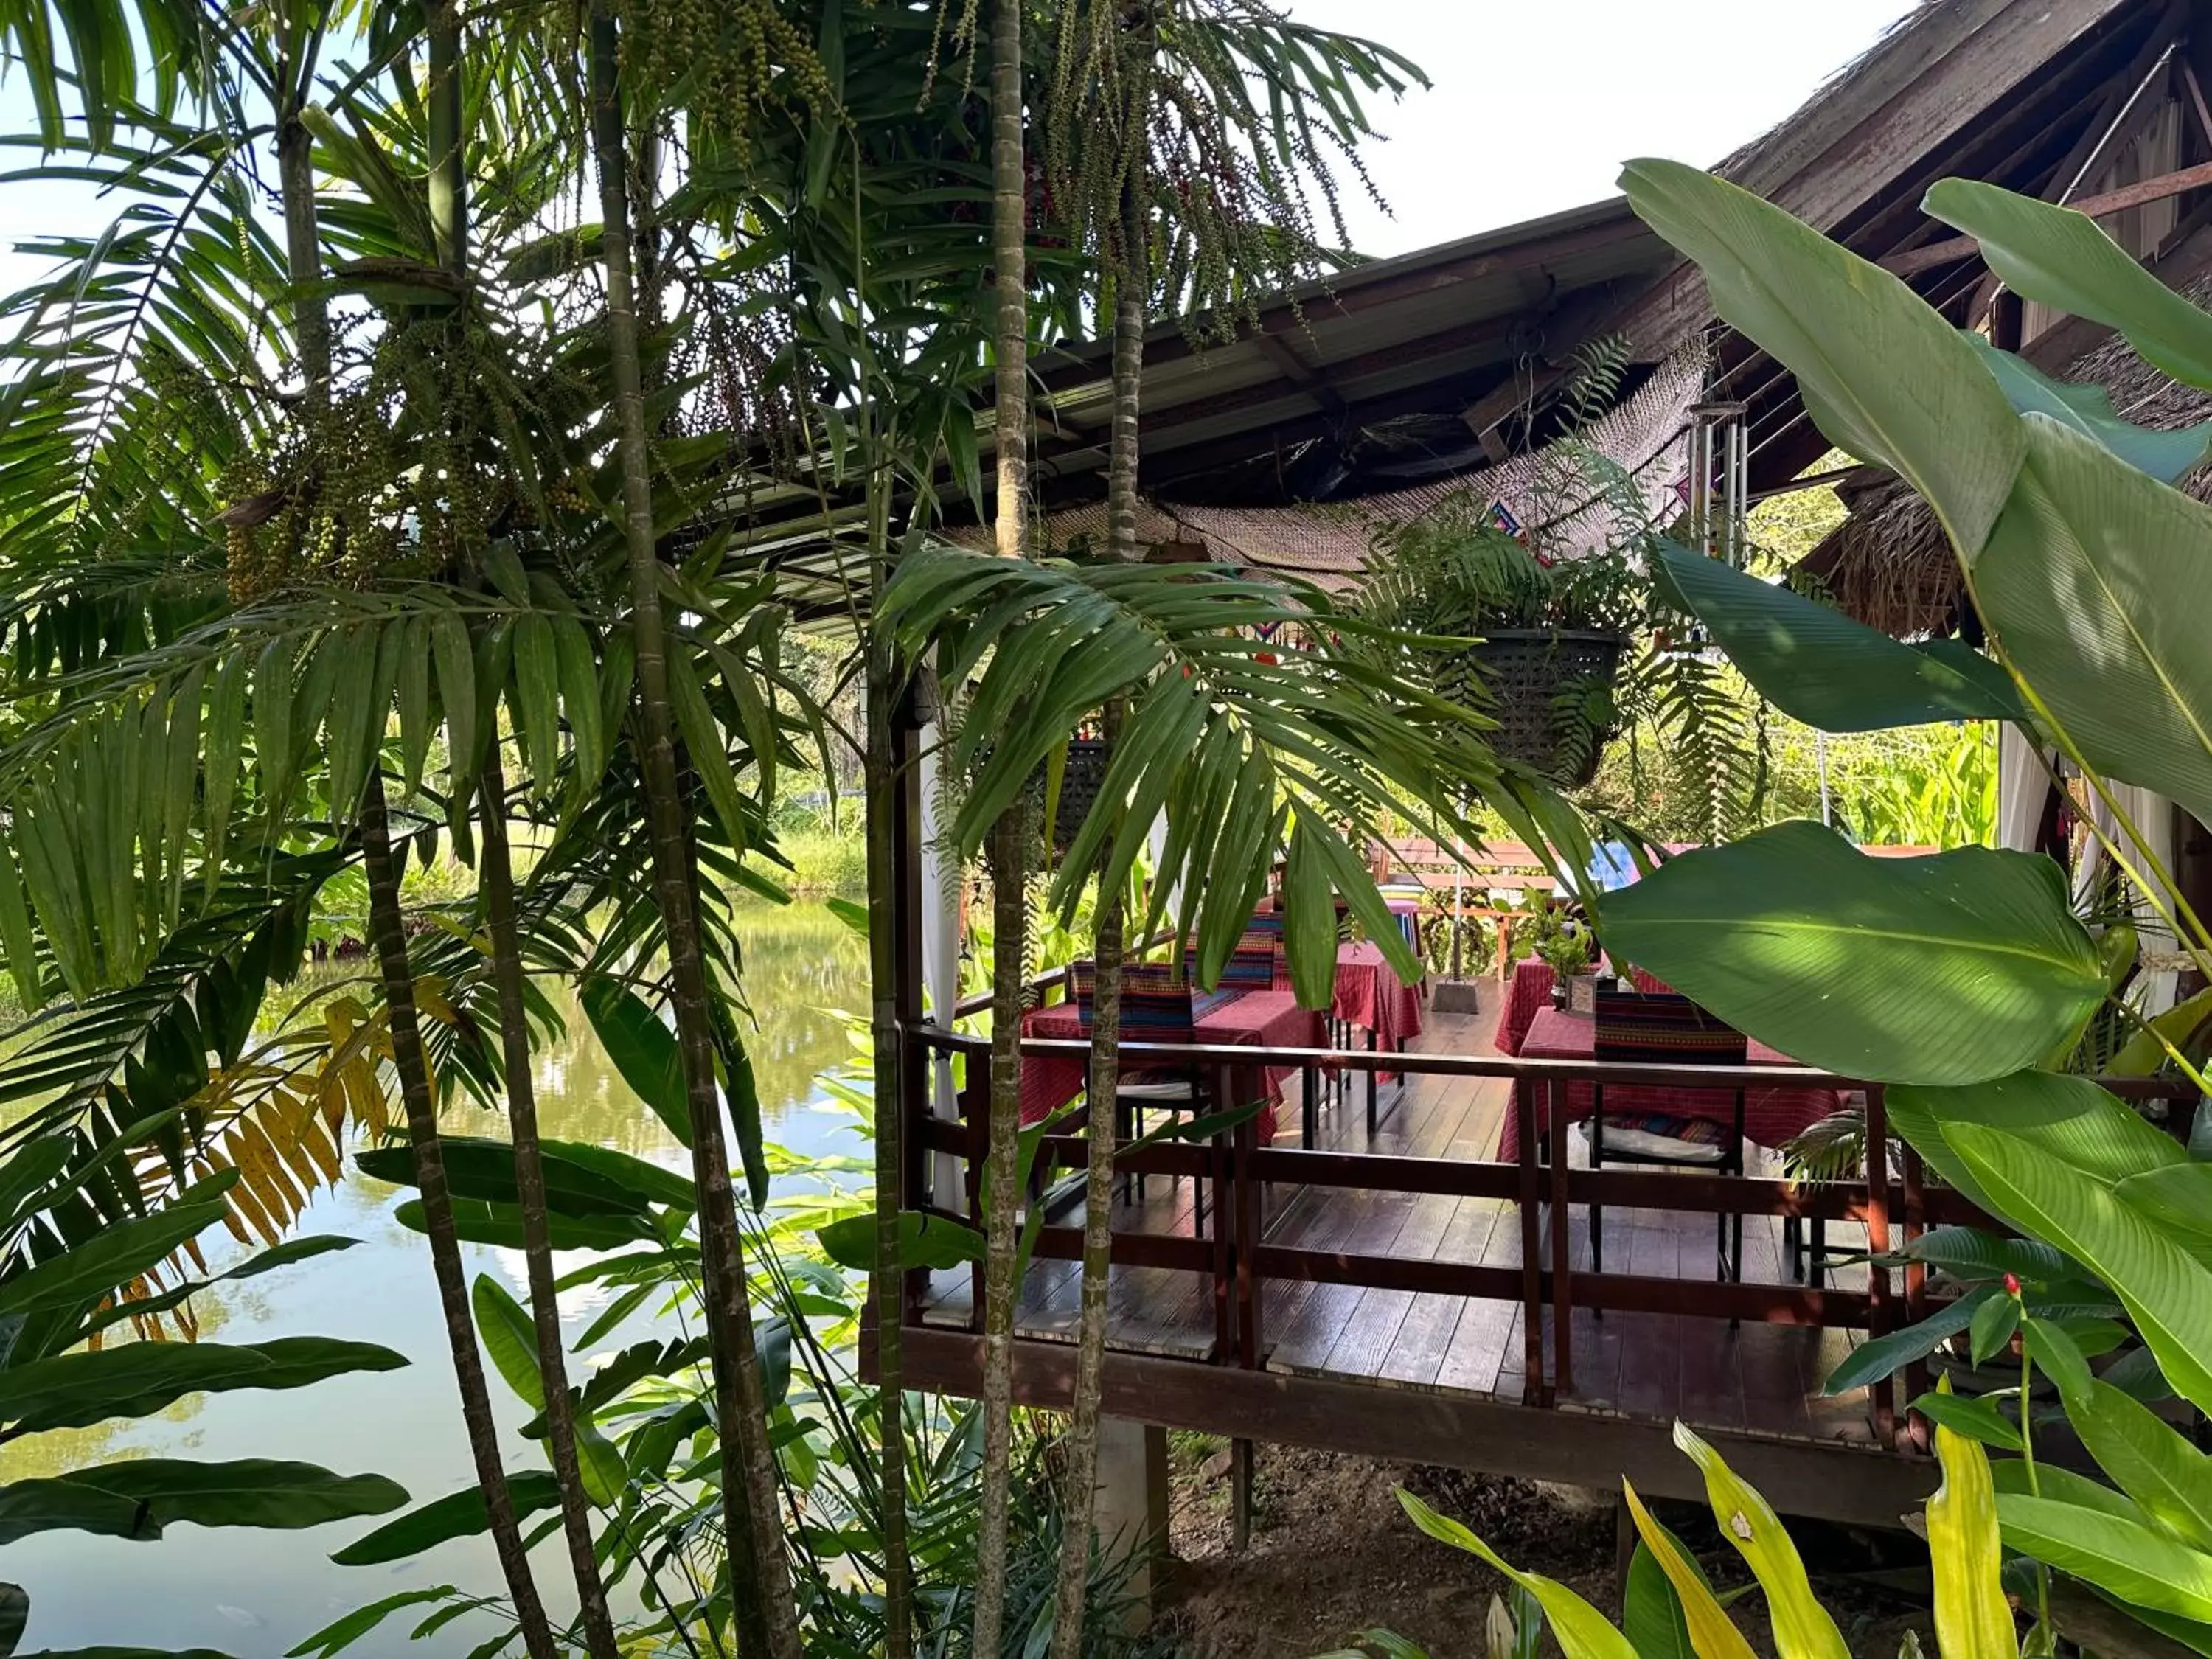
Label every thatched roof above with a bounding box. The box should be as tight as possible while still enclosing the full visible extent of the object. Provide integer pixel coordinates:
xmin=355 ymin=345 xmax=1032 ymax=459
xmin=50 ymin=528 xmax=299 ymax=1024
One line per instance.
xmin=964 ymin=348 xmax=1710 ymax=589
xmin=1800 ymin=270 xmax=2212 ymax=637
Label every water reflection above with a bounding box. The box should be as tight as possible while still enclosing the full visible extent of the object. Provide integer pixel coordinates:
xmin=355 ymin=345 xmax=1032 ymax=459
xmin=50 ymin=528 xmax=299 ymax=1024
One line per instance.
xmin=0 ymin=897 xmax=869 ymax=1658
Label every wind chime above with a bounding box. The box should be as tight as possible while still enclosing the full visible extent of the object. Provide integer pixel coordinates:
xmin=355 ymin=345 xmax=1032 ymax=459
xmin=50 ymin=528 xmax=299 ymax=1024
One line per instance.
xmin=1660 ymin=398 xmax=1750 ymax=661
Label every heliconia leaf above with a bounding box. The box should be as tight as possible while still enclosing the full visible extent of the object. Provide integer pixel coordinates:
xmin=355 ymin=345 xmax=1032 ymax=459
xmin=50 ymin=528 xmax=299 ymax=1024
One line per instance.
xmin=396 ymin=613 xmax=434 ymax=797
xmin=1944 ymin=1122 xmax=2212 ymax=1417
xmin=1621 ymin=157 xmax=2023 ymax=560
xmin=470 ymin=1274 xmax=543 ymax=1411
xmin=509 ymin=613 xmax=560 ymax=798
xmin=2067 ymin=1379 xmax=2212 ymax=1553
xmin=390 ymin=1197 xmax=652 ymax=1254
xmin=1910 ymin=1391 xmax=2024 ymax=1453
xmin=287 ymin=1585 xmax=465 ymax=1659
xmin=0 ymin=1458 xmax=406 ymax=1545
xmin=1395 ymin=1489 xmax=1638 ymax=1659
xmin=816 ymin=1210 xmax=984 ymax=1273
xmin=1597 ymin=824 xmax=2103 ymax=1086
xmin=578 ymin=978 xmax=693 ymax=1148
xmin=1673 ymin=1422 xmax=1850 ymax=1659
xmin=1621 ymin=1484 xmax=1754 ymax=1659
xmin=0 ymin=1197 xmax=229 ymax=1318
xmin=1997 ymin=1492 xmax=2212 ymax=1624
xmin=1925 ymin=178 xmax=2212 ymax=391
xmin=354 ymin=1136 xmax=656 ymax=1218
xmin=1924 ymin=1378 xmax=2017 ymax=1659
xmin=0 ymin=1338 xmax=406 ymax=1434
xmin=330 ymin=1472 xmax=560 ymax=1565
xmin=1972 ymin=415 xmax=2212 ymax=838
xmin=429 ymin=605 xmax=477 ymax=788
xmin=1961 ymin=330 xmax=2212 ymax=484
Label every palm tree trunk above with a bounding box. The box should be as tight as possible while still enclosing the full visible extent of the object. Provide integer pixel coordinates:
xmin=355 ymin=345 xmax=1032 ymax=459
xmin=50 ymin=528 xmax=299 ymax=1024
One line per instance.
xmin=477 ymin=758 xmax=622 ymax=1659
xmin=863 ymin=513 xmax=914 ymax=1655
xmin=270 ymin=29 xmax=553 ymax=1653
xmin=587 ymin=12 xmax=803 ymax=1657
xmin=973 ymin=804 xmax=1031 ymax=1659
xmin=971 ymin=1 xmax=1035 ymax=1652
xmin=362 ymin=775 xmax=560 ymax=1659
xmin=1048 ymin=229 xmax=1146 ymax=1659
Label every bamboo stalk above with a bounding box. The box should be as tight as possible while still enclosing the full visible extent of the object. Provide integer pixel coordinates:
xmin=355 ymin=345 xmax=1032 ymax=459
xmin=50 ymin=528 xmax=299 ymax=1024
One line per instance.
xmin=478 ymin=758 xmax=622 ymax=1659
xmin=586 ymin=12 xmax=803 ymax=1656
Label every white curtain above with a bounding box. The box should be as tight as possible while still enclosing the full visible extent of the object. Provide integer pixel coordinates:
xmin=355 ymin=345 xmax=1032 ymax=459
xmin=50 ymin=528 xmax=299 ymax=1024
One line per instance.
xmin=1997 ymin=724 xmax=2050 ymax=854
xmin=2074 ymin=782 xmax=2183 ymax=1019
xmin=919 ymin=717 xmax=963 ymax=1209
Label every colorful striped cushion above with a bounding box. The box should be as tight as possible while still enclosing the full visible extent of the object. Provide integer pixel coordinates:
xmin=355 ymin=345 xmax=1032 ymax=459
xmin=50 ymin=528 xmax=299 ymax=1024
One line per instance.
xmin=1592 ymin=991 xmax=1747 ymax=1065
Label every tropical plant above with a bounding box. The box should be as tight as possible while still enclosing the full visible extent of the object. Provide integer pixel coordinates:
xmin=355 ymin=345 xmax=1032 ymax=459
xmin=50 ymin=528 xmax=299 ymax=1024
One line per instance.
xmin=1524 ymin=153 xmax=2212 ymax=1655
xmin=0 ymin=1134 xmax=408 ymax=1652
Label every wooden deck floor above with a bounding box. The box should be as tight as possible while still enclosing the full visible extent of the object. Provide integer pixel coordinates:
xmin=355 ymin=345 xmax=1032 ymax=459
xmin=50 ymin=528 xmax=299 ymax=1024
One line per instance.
xmin=922 ymin=982 xmax=1882 ymax=1451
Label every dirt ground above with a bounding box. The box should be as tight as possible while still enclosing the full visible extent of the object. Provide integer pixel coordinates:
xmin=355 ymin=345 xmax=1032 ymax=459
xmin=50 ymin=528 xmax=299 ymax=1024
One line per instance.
xmin=1153 ymin=1437 xmax=1938 ymax=1658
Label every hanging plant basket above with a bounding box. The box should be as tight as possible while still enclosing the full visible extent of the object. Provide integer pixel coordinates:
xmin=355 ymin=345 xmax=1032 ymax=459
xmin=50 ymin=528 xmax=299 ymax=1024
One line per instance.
xmin=1465 ymin=628 xmax=1629 ymax=788
xmin=1036 ymin=737 xmax=1112 ymax=854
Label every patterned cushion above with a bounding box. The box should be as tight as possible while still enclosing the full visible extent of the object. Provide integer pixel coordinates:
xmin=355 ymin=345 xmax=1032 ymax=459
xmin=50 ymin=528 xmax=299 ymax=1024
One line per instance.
xmin=1584 ymin=1112 xmax=1732 ymax=1163
xmin=1592 ymin=991 xmax=1747 ymax=1065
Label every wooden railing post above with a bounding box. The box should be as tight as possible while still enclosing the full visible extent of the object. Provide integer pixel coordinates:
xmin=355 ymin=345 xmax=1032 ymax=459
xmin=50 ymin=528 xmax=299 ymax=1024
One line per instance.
xmin=1515 ymin=1077 xmax=1545 ymax=1406
xmin=1234 ymin=1110 xmax=1261 ymax=1370
xmin=1212 ymin=1061 xmax=1237 ymax=1363
xmin=1901 ymin=1140 xmax=1930 ymax=1449
xmin=1864 ymin=1084 xmax=1897 ymax=1446
xmin=1547 ymin=1078 xmax=1573 ymax=1401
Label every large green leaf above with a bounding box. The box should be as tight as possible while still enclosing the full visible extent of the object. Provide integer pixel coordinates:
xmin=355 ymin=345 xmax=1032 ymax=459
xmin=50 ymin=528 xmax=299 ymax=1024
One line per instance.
xmin=2112 ymin=1161 xmax=2212 ymax=1262
xmin=1823 ymin=1288 xmax=1995 ymax=1396
xmin=1961 ymin=332 xmax=2212 ymax=484
xmin=1925 ymin=179 xmax=2212 ymax=391
xmin=0 ymin=1460 xmax=405 ymax=1545
xmin=817 ymin=1210 xmax=984 ymax=1274
xmin=392 ymin=1198 xmax=653 ymax=1253
xmin=1621 ymin=158 xmax=2023 ymax=558
xmin=2067 ymin=1379 xmax=2212 ymax=1553
xmin=1997 ymin=1492 xmax=2212 ymax=1624
xmin=1596 ymin=823 xmax=2101 ymax=1085
xmin=1889 ymin=1069 xmax=2184 ymax=1230
xmin=355 ymin=1136 xmax=655 ymax=1218
xmin=0 ymin=1197 xmax=228 ymax=1318
xmin=0 ymin=1338 xmax=406 ymax=1434
xmin=1621 ymin=1490 xmax=1750 ymax=1659
xmin=330 ymin=1472 xmax=561 ymax=1565
xmin=578 ymin=978 xmax=693 ymax=1148
xmin=470 ymin=1275 xmax=543 ymax=1411
xmin=1975 ymin=415 xmax=2212 ymax=834
xmin=1945 ymin=1122 xmax=2212 ymax=1416
xmin=1656 ymin=544 xmax=2022 ymax=732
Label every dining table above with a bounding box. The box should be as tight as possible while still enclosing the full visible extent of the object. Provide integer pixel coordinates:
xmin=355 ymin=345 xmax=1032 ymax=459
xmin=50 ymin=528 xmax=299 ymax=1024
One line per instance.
xmin=1499 ymin=1004 xmax=1848 ymax=1161
xmin=1018 ymin=987 xmax=1320 ymax=1143
xmin=1279 ymin=939 xmax=1426 ymax=1135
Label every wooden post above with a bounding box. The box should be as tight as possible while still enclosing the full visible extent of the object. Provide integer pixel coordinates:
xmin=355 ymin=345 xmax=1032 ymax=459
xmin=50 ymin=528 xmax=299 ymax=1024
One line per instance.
xmin=1235 ymin=1111 xmax=1261 ymax=1371
xmin=1231 ymin=1438 xmax=1256 ymax=1552
xmin=1548 ymin=1079 xmax=1573 ymax=1401
xmin=1516 ymin=1078 xmax=1545 ymax=1405
xmin=1901 ymin=1141 xmax=1931 ymax=1450
xmin=893 ymin=688 xmax=930 ymax=1321
xmin=1864 ymin=1085 xmax=1898 ymax=1447
xmin=1212 ymin=1062 xmax=1235 ymax=1362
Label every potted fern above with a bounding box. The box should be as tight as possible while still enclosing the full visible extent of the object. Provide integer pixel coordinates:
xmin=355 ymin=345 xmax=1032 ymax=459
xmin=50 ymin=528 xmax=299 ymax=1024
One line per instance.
xmin=1357 ymin=494 xmax=1642 ymax=787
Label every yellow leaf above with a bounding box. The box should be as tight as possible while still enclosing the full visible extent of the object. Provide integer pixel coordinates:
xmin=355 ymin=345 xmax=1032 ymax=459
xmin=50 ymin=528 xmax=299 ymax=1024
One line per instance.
xmin=1927 ymin=1376 xmax=2017 ymax=1659
xmin=1623 ymin=1481 xmax=1758 ymax=1659
xmin=1673 ymin=1422 xmax=1851 ymax=1659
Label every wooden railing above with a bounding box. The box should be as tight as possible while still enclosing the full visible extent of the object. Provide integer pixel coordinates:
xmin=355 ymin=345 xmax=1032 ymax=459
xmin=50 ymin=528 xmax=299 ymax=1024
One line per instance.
xmin=896 ymin=1018 xmax=2195 ymax=1450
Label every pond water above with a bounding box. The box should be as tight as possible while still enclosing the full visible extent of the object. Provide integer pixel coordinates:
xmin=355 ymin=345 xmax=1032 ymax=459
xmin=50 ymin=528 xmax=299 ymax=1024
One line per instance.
xmin=1 ymin=897 xmax=870 ymax=1658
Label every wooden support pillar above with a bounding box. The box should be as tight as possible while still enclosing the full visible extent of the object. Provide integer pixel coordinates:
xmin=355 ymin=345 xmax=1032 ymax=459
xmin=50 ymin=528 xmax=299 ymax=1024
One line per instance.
xmin=1231 ymin=1438 xmax=1256 ymax=1552
xmin=1093 ymin=1419 xmax=1172 ymax=1629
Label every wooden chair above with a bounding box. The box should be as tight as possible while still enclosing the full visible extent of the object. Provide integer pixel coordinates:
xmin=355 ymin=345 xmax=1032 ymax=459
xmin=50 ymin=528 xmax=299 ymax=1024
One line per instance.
xmin=1587 ymin=990 xmax=1750 ymax=1284
xmin=1071 ymin=960 xmax=1228 ymax=1225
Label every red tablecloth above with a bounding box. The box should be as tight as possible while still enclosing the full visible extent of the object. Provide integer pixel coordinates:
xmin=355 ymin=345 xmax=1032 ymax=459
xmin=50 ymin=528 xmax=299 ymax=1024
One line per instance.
xmin=1495 ymin=959 xmax=1672 ymax=1057
xmin=1500 ymin=1006 xmax=1846 ymax=1160
xmin=1020 ymin=989 xmax=1319 ymax=1138
xmin=1272 ymin=941 xmax=1425 ymax=1054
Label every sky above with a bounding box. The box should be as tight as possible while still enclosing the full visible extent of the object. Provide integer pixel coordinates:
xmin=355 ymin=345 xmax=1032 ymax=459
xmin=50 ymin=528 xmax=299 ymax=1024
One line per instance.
xmin=0 ymin=1 xmax=1924 ymax=294
xmin=1281 ymin=0 xmax=1921 ymax=257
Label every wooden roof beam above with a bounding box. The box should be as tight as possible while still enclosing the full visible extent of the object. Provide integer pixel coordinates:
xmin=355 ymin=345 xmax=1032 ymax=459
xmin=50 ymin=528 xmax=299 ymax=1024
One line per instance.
xmin=1881 ymin=156 xmax=2212 ymax=275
